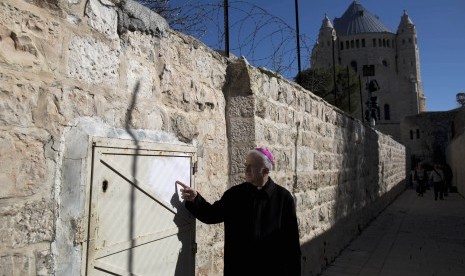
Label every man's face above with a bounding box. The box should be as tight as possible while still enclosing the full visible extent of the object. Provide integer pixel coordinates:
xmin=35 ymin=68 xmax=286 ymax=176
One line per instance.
xmin=245 ymin=153 xmax=265 ymax=186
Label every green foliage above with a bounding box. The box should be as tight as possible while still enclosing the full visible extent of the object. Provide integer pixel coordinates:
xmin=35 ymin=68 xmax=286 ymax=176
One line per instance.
xmin=296 ymin=65 xmax=360 ymax=113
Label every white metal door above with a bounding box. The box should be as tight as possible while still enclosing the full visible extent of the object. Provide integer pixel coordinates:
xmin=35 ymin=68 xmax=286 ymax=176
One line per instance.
xmin=86 ymin=139 xmax=196 ymax=276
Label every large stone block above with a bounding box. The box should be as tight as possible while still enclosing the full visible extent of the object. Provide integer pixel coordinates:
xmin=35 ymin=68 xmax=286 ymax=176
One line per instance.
xmin=126 ymin=59 xmax=153 ymax=98
xmin=170 ymin=113 xmax=199 ymax=143
xmin=0 ymin=72 xmax=41 ymax=128
xmin=0 ymin=199 xmax=54 ymax=248
xmin=228 ymin=118 xmax=255 ymax=143
xmin=0 ymin=2 xmax=62 ymax=71
xmin=0 ymin=131 xmax=48 ymax=199
xmin=67 ymin=36 xmax=119 ymax=85
xmin=0 ymin=253 xmax=31 ymax=276
xmin=86 ymin=0 xmax=118 ymax=41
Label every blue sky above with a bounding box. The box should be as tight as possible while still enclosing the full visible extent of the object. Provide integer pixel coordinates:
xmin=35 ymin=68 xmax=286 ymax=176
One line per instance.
xmin=174 ymin=0 xmax=465 ymax=111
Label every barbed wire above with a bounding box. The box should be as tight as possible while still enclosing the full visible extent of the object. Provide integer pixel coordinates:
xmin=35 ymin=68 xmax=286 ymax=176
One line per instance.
xmin=138 ymin=0 xmax=315 ymax=80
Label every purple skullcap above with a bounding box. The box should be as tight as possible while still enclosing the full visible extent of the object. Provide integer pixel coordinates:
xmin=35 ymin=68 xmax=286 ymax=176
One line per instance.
xmin=255 ymin=147 xmax=274 ymax=164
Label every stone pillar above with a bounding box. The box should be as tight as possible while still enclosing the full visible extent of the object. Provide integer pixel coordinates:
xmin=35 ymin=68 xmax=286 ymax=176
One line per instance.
xmin=223 ymin=59 xmax=256 ymax=187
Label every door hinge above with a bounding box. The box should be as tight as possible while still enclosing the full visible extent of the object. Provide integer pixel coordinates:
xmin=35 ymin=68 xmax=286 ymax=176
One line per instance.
xmin=192 ymin=242 xmax=197 ymax=254
xmin=192 ymin=161 xmax=198 ymax=175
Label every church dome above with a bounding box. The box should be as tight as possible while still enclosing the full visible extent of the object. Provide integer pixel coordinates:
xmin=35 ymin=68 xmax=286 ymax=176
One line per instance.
xmin=334 ymin=1 xmax=393 ymax=35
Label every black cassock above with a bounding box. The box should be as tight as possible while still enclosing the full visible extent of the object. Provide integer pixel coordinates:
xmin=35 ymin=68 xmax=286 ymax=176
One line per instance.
xmin=185 ymin=178 xmax=301 ymax=276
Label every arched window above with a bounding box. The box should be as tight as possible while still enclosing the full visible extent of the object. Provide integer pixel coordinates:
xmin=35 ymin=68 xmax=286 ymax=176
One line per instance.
xmin=384 ymin=104 xmax=390 ymax=120
xmin=350 ymin=60 xmax=358 ymax=72
xmin=410 ymin=130 xmax=413 ymax=140
xmin=362 ymin=39 xmax=366 ymax=47
xmin=373 ymin=38 xmax=377 ymax=47
xmin=340 ymin=42 xmax=344 ymax=50
xmin=416 ymin=129 xmax=420 ymax=139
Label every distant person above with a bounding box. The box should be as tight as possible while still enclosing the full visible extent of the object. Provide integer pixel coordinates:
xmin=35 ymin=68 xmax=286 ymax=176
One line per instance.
xmin=176 ymin=147 xmax=301 ymax=276
xmin=443 ymin=163 xmax=453 ymax=196
xmin=413 ymin=163 xmax=427 ymax=196
xmin=430 ymin=163 xmax=445 ymax=200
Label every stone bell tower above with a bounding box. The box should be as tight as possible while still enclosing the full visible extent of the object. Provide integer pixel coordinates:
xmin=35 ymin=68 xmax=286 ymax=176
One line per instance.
xmin=310 ymin=1 xmax=427 ymax=142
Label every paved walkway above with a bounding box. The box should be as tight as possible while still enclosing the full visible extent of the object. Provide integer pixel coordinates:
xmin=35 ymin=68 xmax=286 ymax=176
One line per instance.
xmin=321 ymin=188 xmax=465 ymax=276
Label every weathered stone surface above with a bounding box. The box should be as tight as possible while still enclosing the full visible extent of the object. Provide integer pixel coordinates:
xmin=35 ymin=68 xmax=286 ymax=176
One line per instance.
xmin=0 ymin=253 xmax=31 ymax=276
xmin=0 ymin=72 xmax=43 ymax=128
xmin=0 ymin=199 xmax=54 ymax=248
xmin=126 ymin=59 xmax=153 ymax=98
xmin=35 ymin=249 xmax=53 ymax=276
xmin=228 ymin=118 xmax=255 ymax=143
xmin=86 ymin=0 xmax=119 ymax=41
xmin=117 ymin=0 xmax=169 ymax=36
xmin=0 ymin=2 xmax=62 ymax=71
xmin=0 ymin=131 xmax=48 ymax=199
xmin=171 ymin=113 xmax=199 ymax=143
xmin=67 ymin=36 xmax=119 ymax=85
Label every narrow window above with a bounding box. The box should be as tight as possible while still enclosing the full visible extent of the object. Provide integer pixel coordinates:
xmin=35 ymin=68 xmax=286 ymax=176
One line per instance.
xmin=402 ymin=39 xmax=405 ymax=45
xmin=340 ymin=42 xmax=344 ymax=50
xmin=387 ymin=40 xmax=390 ymax=47
xmin=351 ymin=40 xmax=354 ymax=48
xmin=410 ymin=130 xmax=413 ymax=140
xmin=384 ymin=104 xmax=390 ymax=120
xmin=327 ymin=41 xmax=330 ymax=47
xmin=383 ymin=39 xmax=386 ymax=47
xmin=416 ymin=129 xmax=420 ymax=139
xmin=409 ymin=38 xmax=412 ymax=43
xmin=346 ymin=41 xmax=349 ymax=49
xmin=362 ymin=39 xmax=366 ymax=47
xmin=373 ymin=38 xmax=376 ymax=47
xmin=350 ymin=60 xmax=358 ymax=72
xmin=379 ymin=38 xmax=382 ymax=46
xmin=356 ymin=39 xmax=360 ymax=48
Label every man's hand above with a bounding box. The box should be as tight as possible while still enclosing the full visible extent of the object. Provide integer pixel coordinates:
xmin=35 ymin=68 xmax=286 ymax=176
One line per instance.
xmin=176 ymin=181 xmax=198 ymax=202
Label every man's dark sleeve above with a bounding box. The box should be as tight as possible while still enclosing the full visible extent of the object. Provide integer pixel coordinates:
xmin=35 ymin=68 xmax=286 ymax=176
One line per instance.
xmin=282 ymin=192 xmax=302 ymax=275
xmin=185 ymin=193 xmax=226 ymax=224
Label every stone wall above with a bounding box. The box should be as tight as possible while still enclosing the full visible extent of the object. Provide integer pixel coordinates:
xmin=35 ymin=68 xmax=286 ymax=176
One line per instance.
xmin=0 ymin=0 xmax=406 ymax=275
xmin=447 ymin=132 xmax=465 ymax=196
xmin=224 ymin=60 xmax=406 ymax=275
xmin=401 ymin=111 xmax=457 ymax=171
xmin=447 ymin=107 xmax=465 ymax=196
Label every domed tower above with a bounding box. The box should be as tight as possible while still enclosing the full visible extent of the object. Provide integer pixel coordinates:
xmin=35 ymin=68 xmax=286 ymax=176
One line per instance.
xmin=396 ymin=10 xmax=426 ymax=112
xmin=309 ymin=1 xmax=426 ymax=142
xmin=311 ymin=15 xmax=337 ymax=68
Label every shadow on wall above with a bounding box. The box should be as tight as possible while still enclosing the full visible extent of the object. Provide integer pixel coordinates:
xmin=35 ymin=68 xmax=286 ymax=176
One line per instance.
xmin=125 ymin=80 xmax=141 ymax=274
xmin=300 ymin=122 xmax=404 ymax=275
